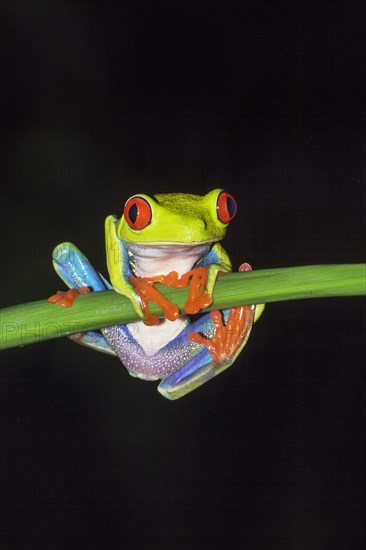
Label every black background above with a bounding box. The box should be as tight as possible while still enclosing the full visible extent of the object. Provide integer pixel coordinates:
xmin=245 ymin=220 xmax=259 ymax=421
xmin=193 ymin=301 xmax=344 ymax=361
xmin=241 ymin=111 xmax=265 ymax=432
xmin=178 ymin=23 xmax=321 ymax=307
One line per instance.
xmin=0 ymin=2 xmax=365 ymax=549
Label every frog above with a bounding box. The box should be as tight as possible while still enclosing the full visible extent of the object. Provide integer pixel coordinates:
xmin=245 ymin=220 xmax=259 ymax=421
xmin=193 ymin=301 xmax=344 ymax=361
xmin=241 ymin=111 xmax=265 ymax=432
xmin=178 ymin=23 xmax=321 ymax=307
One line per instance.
xmin=48 ymin=189 xmax=264 ymax=399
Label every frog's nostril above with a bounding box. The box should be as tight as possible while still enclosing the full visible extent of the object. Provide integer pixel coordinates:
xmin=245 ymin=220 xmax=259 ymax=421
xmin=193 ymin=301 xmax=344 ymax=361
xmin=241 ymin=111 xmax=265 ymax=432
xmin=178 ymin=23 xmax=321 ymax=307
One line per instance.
xmin=199 ymin=219 xmax=207 ymax=230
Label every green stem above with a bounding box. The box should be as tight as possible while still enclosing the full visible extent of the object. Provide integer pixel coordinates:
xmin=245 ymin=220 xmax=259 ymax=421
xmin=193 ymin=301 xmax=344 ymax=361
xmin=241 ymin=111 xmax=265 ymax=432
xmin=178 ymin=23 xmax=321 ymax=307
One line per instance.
xmin=1 ymin=264 xmax=365 ymax=350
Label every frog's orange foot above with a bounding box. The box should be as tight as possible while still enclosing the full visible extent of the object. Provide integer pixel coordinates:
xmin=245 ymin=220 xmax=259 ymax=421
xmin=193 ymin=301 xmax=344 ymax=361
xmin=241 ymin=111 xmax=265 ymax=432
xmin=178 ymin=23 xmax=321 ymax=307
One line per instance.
xmin=48 ymin=286 xmax=90 ymax=307
xmin=130 ymin=274 xmax=180 ymax=326
xmin=130 ymin=265 xmax=214 ymax=325
xmin=188 ymin=306 xmax=254 ymax=364
xmin=183 ymin=266 xmax=212 ymax=314
xmin=188 ymin=262 xmax=255 ymax=363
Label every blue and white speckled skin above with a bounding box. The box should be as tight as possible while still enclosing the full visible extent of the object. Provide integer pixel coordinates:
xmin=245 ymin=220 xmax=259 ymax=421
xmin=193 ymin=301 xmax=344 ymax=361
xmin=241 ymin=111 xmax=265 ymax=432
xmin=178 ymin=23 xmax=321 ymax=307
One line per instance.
xmin=52 ymin=241 xmax=254 ymax=399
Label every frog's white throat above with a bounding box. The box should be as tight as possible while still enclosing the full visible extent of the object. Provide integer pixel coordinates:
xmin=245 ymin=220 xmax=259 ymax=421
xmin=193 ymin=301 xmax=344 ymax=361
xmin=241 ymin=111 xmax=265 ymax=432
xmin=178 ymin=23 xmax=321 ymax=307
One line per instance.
xmin=126 ymin=243 xmax=210 ymax=278
xmin=125 ymin=242 xmax=210 ymax=357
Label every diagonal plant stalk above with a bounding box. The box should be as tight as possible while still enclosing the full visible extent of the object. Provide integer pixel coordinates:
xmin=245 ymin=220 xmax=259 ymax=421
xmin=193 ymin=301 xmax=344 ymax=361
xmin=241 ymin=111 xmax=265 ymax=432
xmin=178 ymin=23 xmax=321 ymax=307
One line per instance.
xmin=0 ymin=264 xmax=365 ymax=351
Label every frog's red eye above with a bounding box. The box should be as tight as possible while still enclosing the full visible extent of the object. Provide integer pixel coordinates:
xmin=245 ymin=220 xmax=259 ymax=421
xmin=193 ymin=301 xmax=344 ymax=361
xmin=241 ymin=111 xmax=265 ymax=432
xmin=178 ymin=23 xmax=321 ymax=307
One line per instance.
xmin=124 ymin=196 xmax=152 ymax=230
xmin=216 ymin=191 xmax=237 ymax=223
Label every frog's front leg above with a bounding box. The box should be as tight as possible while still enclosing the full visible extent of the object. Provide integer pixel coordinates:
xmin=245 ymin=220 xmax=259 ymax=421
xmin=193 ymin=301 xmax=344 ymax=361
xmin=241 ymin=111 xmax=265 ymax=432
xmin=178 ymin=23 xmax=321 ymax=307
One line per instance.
xmin=184 ymin=241 xmax=232 ymax=314
xmin=158 ymin=263 xmax=256 ymax=400
xmin=197 ymin=243 xmax=265 ymax=323
xmin=129 ymin=241 xmax=232 ymax=324
xmin=196 ymin=241 xmax=232 ymax=296
xmin=105 ymin=214 xmax=145 ymax=319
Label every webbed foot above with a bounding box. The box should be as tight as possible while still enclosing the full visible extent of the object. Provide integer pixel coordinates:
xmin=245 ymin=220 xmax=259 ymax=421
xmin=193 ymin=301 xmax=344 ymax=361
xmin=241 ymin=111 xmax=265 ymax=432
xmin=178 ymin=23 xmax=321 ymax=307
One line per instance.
xmin=48 ymin=285 xmax=90 ymax=307
xmin=188 ymin=304 xmax=255 ymax=365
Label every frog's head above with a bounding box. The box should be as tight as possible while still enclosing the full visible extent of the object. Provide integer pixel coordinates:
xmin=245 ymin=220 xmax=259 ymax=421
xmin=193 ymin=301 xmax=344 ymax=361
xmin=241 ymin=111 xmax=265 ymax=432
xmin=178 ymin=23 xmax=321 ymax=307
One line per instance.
xmin=116 ymin=189 xmax=237 ymax=245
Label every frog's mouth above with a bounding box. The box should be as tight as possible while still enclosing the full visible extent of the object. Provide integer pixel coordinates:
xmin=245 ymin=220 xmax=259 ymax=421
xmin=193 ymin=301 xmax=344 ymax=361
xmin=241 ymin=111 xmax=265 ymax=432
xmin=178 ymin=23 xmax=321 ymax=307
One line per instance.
xmin=126 ymin=243 xmax=210 ymax=278
xmin=122 ymin=237 xmax=222 ymax=246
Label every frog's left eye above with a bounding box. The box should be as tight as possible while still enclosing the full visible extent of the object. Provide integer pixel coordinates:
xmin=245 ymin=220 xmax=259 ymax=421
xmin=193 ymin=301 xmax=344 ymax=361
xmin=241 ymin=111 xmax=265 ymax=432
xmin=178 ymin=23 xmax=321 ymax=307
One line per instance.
xmin=216 ymin=191 xmax=237 ymax=223
xmin=124 ymin=196 xmax=152 ymax=230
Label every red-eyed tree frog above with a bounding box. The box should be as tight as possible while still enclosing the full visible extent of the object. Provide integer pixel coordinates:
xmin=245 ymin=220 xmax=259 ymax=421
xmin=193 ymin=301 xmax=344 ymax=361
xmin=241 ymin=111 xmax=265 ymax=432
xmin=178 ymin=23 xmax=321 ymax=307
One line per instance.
xmin=48 ymin=189 xmax=264 ymax=399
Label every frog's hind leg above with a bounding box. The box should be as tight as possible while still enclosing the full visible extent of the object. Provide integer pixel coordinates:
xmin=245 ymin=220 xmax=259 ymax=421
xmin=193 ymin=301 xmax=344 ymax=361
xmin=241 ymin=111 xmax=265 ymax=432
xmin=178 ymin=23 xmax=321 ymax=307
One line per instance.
xmin=158 ymin=303 xmax=255 ymax=400
xmin=52 ymin=242 xmax=109 ymax=292
xmin=51 ymin=242 xmax=116 ymax=356
xmin=69 ymin=331 xmax=117 ymax=356
xmin=158 ymin=263 xmax=256 ymax=400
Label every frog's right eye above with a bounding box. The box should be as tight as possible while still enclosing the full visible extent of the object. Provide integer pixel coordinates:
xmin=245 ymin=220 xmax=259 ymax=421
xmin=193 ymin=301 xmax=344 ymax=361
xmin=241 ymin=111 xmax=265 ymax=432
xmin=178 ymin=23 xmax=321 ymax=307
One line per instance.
xmin=216 ymin=191 xmax=237 ymax=224
xmin=124 ymin=196 xmax=152 ymax=230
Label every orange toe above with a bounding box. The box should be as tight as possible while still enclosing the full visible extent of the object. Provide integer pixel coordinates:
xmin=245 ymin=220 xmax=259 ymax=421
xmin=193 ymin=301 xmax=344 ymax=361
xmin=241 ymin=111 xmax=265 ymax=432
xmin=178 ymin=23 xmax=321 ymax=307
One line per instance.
xmin=48 ymin=286 xmax=90 ymax=307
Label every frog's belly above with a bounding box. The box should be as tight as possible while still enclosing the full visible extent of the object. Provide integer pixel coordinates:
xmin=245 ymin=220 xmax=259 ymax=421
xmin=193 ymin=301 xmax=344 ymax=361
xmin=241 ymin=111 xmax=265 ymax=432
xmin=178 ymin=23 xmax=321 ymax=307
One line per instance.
xmin=126 ymin=316 xmax=189 ymax=356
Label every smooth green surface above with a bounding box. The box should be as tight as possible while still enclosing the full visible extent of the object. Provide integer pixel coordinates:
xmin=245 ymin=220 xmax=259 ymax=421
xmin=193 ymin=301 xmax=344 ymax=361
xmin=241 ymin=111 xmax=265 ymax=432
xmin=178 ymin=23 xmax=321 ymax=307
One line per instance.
xmin=1 ymin=264 xmax=365 ymax=350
